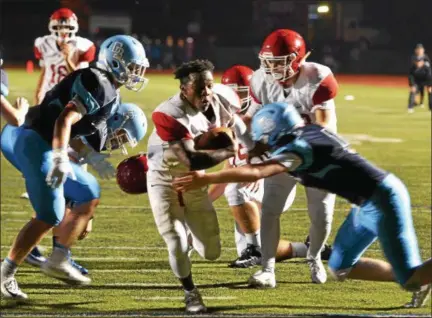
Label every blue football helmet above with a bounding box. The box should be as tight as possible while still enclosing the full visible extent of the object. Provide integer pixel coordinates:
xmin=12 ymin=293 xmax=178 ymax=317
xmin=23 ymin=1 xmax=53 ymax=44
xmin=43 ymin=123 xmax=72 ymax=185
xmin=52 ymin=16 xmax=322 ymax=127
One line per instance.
xmin=98 ymin=35 xmax=149 ymax=92
xmin=106 ymin=103 xmax=148 ymax=155
xmin=251 ymin=102 xmax=304 ymax=147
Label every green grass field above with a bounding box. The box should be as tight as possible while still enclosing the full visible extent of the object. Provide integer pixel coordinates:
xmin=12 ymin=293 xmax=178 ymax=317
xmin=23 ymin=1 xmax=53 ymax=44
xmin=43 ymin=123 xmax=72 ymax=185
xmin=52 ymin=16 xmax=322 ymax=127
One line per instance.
xmin=1 ymin=70 xmax=431 ymax=317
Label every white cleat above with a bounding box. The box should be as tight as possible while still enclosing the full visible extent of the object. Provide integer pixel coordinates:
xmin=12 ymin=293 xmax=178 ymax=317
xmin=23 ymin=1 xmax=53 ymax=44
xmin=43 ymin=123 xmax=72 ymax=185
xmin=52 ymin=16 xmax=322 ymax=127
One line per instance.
xmin=41 ymin=259 xmax=91 ymax=286
xmin=20 ymin=192 xmax=29 ymax=199
xmin=307 ymin=257 xmax=327 ymax=284
xmin=408 ymin=109 xmax=414 ymax=114
xmin=1 ymin=276 xmax=28 ymax=301
xmin=405 ymin=284 xmax=431 ymax=308
xmin=248 ymin=269 xmax=276 ymax=288
xmin=184 ymin=288 xmax=207 ymax=314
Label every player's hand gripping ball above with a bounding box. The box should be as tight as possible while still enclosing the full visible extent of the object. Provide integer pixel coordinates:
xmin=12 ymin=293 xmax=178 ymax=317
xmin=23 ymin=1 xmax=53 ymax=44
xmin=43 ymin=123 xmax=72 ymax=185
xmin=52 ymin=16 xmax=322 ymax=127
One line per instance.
xmin=194 ymin=127 xmax=236 ymax=150
xmin=116 ymin=153 xmax=148 ymax=194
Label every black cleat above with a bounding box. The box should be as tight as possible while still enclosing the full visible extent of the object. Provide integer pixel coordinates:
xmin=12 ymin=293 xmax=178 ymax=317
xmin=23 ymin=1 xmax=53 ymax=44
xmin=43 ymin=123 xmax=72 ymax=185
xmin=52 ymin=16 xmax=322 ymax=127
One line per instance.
xmin=229 ymin=244 xmax=262 ymax=268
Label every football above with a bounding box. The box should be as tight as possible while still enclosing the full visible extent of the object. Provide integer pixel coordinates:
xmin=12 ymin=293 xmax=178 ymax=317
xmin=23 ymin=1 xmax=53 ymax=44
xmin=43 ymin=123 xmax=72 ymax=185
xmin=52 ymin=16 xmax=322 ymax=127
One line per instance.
xmin=116 ymin=153 xmax=148 ymax=194
xmin=194 ymin=127 xmax=235 ymax=150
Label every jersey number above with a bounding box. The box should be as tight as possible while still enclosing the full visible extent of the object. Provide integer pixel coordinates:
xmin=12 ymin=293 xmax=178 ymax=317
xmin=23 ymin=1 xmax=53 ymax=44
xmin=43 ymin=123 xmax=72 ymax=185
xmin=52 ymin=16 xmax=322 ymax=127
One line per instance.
xmin=50 ymin=65 xmax=68 ymax=84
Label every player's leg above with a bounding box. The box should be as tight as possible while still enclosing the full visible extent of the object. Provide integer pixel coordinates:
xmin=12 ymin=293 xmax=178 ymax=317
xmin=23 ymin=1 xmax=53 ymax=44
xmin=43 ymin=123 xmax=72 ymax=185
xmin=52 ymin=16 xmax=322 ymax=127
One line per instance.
xmin=418 ymin=84 xmax=425 ymax=106
xmin=328 ymin=205 xmax=382 ymax=283
xmin=225 ymin=182 xmax=262 ymax=268
xmin=408 ymin=85 xmax=418 ymax=113
xmin=249 ymin=173 xmax=296 ymax=288
xmin=40 ymin=162 xmax=98 ymax=284
xmin=147 ymin=182 xmax=205 ymax=313
xmin=304 ymin=188 xmax=335 ymax=283
xmin=51 ymin=204 xmax=91 ymax=275
xmin=0 ymin=129 xmax=67 ymax=299
xmin=234 ymin=221 xmax=247 ymax=256
xmin=374 ymin=174 xmax=431 ymax=307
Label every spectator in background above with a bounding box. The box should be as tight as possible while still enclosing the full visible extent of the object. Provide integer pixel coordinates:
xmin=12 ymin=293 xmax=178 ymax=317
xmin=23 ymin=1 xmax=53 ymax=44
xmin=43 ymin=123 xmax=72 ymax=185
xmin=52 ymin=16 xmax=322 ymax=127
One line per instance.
xmin=411 ymin=43 xmax=430 ymax=66
xmin=162 ymin=36 xmax=175 ymax=70
xmin=321 ymin=45 xmax=339 ymax=73
xmin=408 ymin=56 xmax=432 ymax=113
xmin=174 ymin=38 xmax=186 ymax=65
xmin=185 ymin=37 xmax=195 ymax=62
xmin=151 ymin=39 xmax=163 ymax=70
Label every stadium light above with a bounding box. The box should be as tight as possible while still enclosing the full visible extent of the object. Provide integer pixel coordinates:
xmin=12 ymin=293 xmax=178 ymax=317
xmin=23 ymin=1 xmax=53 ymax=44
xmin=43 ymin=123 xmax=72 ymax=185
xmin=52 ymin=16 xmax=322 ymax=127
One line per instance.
xmin=317 ymin=4 xmax=330 ymax=14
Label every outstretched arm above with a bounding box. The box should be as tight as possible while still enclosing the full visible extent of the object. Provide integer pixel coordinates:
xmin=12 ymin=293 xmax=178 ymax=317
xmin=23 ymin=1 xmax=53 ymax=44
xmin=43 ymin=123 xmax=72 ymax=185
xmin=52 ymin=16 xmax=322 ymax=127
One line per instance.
xmin=173 ymin=161 xmax=288 ymax=192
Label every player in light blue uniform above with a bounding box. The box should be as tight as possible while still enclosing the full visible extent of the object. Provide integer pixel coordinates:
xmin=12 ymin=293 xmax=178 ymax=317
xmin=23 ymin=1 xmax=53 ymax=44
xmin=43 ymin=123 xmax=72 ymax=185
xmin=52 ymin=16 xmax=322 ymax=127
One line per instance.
xmin=0 ymin=35 xmax=149 ymax=301
xmin=173 ymin=102 xmax=432 ymax=308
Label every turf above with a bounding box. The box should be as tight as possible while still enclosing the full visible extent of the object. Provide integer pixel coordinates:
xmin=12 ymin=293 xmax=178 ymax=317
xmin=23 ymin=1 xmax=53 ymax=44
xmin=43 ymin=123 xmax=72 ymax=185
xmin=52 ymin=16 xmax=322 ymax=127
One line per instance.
xmin=0 ymin=70 xmax=431 ymax=317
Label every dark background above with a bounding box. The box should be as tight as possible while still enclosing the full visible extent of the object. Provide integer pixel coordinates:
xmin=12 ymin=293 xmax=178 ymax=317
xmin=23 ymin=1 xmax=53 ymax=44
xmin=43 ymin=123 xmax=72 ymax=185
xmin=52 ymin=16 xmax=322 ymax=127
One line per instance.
xmin=0 ymin=0 xmax=431 ymax=74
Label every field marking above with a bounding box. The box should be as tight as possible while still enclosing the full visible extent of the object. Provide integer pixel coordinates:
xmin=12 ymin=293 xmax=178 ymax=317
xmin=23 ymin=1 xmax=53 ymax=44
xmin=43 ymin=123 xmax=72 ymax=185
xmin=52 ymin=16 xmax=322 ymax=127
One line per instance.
xmin=91 ymin=269 xmax=170 ymax=273
xmin=72 ymin=257 xmax=140 ymax=261
xmin=134 ymin=296 xmax=237 ymax=300
xmin=0 ymin=313 xmax=430 ymax=318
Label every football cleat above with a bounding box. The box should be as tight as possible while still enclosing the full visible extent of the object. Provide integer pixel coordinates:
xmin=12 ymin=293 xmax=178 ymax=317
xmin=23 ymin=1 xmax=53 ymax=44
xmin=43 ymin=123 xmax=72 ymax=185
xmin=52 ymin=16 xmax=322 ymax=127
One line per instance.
xmin=68 ymin=257 xmax=89 ymax=276
xmin=405 ymin=284 xmax=431 ymax=308
xmin=41 ymin=258 xmax=91 ymax=286
xmin=184 ymin=288 xmax=207 ymax=314
xmin=24 ymin=246 xmax=47 ymax=267
xmin=307 ymin=256 xmax=327 ymax=284
xmin=1 ymin=276 xmax=28 ymax=301
xmin=229 ymin=244 xmax=262 ymax=268
xmin=248 ymin=269 xmax=276 ymax=288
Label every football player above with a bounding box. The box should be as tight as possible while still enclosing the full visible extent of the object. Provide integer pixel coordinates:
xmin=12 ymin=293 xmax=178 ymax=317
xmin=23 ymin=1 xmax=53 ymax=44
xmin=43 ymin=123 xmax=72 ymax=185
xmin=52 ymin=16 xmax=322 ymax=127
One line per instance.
xmin=213 ymin=65 xmax=331 ymax=268
xmin=146 ymin=60 xmax=253 ymax=313
xmin=34 ymin=8 xmax=96 ymax=105
xmin=173 ymin=102 xmax=432 ymax=308
xmin=0 ymin=35 xmax=149 ymax=301
xmin=243 ymin=29 xmax=339 ymax=284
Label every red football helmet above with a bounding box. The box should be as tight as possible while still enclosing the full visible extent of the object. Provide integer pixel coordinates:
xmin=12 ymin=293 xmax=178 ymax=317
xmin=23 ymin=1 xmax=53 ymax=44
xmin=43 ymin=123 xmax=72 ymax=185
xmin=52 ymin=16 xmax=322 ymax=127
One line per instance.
xmin=116 ymin=153 xmax=148 ymax=194
xmin=221 ymin=65 xmax=253 ymax=113
xmin=259 ymin=29 xmax=307 ymax=82
xmin=49 ymin=8 xmax=79 ymax=42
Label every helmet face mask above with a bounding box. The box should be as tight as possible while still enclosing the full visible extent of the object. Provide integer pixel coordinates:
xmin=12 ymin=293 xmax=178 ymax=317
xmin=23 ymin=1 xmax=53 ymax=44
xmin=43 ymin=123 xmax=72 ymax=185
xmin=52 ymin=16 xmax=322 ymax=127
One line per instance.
xmin=225 ymin=84 xmax=252 ymax=114
xmin=106 ymin=103 xmax=148 ymax=155
xmin=259 ymin=52 xmax=297 ymax=82
xmin=221 ymin=65 xmax=254 ymax=114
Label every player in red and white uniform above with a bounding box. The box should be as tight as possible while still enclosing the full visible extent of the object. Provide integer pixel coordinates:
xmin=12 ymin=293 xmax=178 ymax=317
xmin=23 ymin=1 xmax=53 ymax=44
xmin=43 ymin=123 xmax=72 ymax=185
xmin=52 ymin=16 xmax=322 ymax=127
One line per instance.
xmin=34 ymin=8 xmax=96 ymax=104
xmin=147 ymin=60 xmax=252 ymax=314
xmin=210 ymin=65 xmax=331 ymax=268
xmin=245 ymin=29 xmax=339 ymax=287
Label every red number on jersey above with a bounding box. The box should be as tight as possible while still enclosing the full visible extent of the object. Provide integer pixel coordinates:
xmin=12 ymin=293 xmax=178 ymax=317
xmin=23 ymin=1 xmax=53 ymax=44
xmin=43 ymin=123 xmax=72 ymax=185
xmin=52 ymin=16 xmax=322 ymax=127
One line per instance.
xmin=50 ymin=65 xmax=69 ymax=84
xmin=237 ymin=144 xmax=248 ymax=161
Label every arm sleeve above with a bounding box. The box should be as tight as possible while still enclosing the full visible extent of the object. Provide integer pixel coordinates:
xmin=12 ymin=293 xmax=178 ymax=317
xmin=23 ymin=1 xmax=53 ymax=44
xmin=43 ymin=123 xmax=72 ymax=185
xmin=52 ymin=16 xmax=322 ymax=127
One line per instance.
xmin=152 ymin=111 xmax=192 ymax=142
xmin=0 ymin=69 xmax=9 ymax=97
xmin=78 ymin=44 xmax=96 ymax=65
xmin=34 ymin=38 xmax=45 ymax=67
xmin=312 ymin=74 xmax=338 ymax=108
xmin=71 ymin=71 xmax=104 ymax=115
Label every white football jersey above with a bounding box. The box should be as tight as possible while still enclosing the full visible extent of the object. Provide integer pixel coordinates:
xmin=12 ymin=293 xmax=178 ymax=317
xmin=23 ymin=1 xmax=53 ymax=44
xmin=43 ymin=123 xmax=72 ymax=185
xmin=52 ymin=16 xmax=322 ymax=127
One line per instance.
xmin=249 ymin=62 xmax=338 ymax=132
xmin=34 ymin=35 xmax=95 ymax=95
xmin=147 ymin=93 xmax=237 ymax=184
